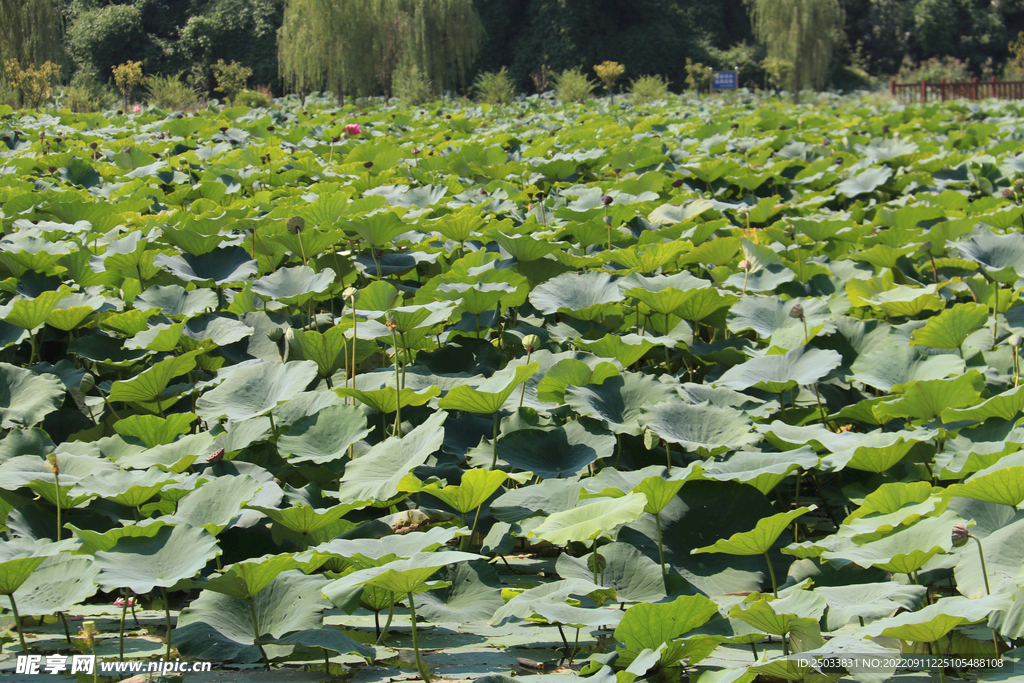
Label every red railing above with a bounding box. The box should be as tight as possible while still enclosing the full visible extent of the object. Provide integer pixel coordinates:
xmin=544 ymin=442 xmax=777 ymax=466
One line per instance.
xmin=890 ymin=78 xmax=1024 ymax=104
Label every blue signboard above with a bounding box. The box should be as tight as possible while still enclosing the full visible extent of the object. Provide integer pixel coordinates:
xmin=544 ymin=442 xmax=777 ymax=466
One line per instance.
xmin=711 ymin=71 xmax=738 ymax=90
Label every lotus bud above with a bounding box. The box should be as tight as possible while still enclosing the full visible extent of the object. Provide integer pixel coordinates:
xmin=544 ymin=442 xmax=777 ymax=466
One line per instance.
xmin=364 ymin=161 xmax=373 ymax=168
xmin=835 ymin=157 xmax=844 ymax=165
xmin=604 ymin=215 xmax=612 ymax=226
xmin=412 ymin=148 xmax=420 ymax=154
xmin=1004 ymin=189 xmax=1014 ymax=199
xmin=480 ymin=189 xmax=488 ymax=195
xmin=738 ymin=259 xmax=751 ymax=271
xmin=522 ymin=334 xmax=539 ymax=353
xmin=79 ymin=372 xmax=95 ymax=393
xmin=789 ymin=304 xmax=804 ymax=320
xmin=1010 ymin=334 xmax=1021 ymax=347
xmin=89 ymin=142 xmax=98 ymax=150
xmin=267 ymin=328 xmax=285 ymax=342
xmin=331 ymin=136 xmax=339 ymax=144
xmin=951 ymin=522 xmax=970 ymax=548
xmin=47 ymin=166 xmax=56 ymax=174
xmin=80 ymin=620 xmax=97 ymax=648
xmin=672 ymin=179 xmax=685 ymax=188
xmin=1015 ymin=178 xmax=1024 ymax=192
xmin=267 ymin=126 xmax=275 ymax=132
xmin=286 ymin=216 xmax=305 ymax=235
xmin=46 ymin=454 xmax=59 ymax=475
xmin=207 ymin=447 xmax=225 ymax=464
xmin=601 ymin=195 xmax=612 ymax=206
xmin=343 ymin=286 xmax=359 ymax=302
xmin=385 ymin=310 xmax=398 ymax=331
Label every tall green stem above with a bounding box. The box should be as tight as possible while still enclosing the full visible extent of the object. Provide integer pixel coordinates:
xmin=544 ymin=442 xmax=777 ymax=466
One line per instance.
xmin=490 ymin=411 xmax=499 ymax=469
xmin=655 ymin=513 xmax=667 ymax=575
xmin=248 ymin=597 xmax=271 ymax=670
xmin=764 ymin=552 xmax=778 ymax=598
xmin=407 ymin=592 xmax=431 ymax=683
xmin=119 ymin=589 xmax=128 ymax=660
xmin=391 ymin=329 xmax=402 ymax=437
xmin=970 ymin=534 xmax=1001 ymax=655
xmin=160 ymin=587 xmax=173 ymax=660
xmin=375 ymin=594 xmax=395 ymax=646
xmin=8 ymin=594 xmax=27 ymax=653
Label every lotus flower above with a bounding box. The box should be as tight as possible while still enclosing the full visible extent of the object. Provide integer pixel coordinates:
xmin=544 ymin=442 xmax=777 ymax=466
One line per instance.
xmin=344 ymin=123 xmax=362 ymax=136
xmin=131 ymin=105 xmax=141 ymax=113
xmin=951 ymin=522 xmax=970 ymax=548
xmin=114 ymin=597 xmax=137 ymax=608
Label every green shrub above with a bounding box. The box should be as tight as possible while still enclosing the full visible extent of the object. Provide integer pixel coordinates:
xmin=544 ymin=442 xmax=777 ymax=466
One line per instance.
xmin=473 ymin=67 xmax=515 ymax=104
xmin=552 ymin=67 xmax=595 ymax=103
xmin=211 ymin=59 xmax=252 ymax=104
xmin=146 ymin=73 xmax=200 ymax=110
xmin=630 ymin=74 xmax=669 ymax=105
xmin=897 ymin=55 xmax=970 ymax=83
xmin=234 ymin=88 xmax=272 ymax=108
xmin=394 ymin=64 xmax=434 ymax=106
xmin=684 ymin=58 xmax=713 ymax=94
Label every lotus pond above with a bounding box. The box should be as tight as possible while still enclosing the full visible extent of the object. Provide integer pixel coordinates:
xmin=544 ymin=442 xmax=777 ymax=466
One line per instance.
xmin=0 ymin=92 xmax=1023 ymax=683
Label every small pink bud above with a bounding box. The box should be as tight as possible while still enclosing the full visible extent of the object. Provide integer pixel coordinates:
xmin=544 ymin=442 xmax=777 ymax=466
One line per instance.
xmin=952 ymin=522 xmax=970 ymax=548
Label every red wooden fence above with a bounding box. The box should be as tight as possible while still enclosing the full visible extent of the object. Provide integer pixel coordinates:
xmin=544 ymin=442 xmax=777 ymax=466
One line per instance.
xmin=890 ymin=78 xmax=1024 ymax=104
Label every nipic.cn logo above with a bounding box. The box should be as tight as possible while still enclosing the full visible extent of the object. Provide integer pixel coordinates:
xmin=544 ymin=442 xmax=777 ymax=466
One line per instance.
xmin=16 ymin=655 xmax=214 ymax=675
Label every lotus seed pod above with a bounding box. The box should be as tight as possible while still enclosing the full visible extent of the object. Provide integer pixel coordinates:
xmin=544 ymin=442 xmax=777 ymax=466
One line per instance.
xmin=738 ymin=259 xmax=751 ymax=270
xmin=286 ymin=216 xmax=305 ymax=234
xmin=789 ymin=304 xmax=804 ymax=319
xmin=601 ymin=195 xmax=612 ymax=206
xmin=522 ymin=334 xmax=540 ymax=352
xmin=951 ymin=522 xmax=970 ymax=548
xmin=207 ymin=447 xmax=225 ymax=464
xmin=343 ymin=286 xmax=359 ymax=302
xmin=385 ymin=310 xmax=398 ymax=331
xmin=46 ymin=453 xmax=59 ymax=474
xmin=1015 ymin=178 xmax=1024 ymax=191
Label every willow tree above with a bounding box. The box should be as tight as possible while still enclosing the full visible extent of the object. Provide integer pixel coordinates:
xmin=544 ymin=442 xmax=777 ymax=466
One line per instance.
xmin=745 ymin=0 xmax=843 ymax=103
xmin=0 ymin=0 xmax=64 ymax=71
xmin=278 ymin=0 xmax=483 ymax=103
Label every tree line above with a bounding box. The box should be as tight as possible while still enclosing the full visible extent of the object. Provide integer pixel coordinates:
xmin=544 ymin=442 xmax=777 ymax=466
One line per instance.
xmin=1 ymin=0 xmax=1023 ymax=109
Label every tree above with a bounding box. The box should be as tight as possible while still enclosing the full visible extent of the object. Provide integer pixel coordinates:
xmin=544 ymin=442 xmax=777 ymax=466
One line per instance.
xmin=0 ymin=0 xmax=64 ymax=74
xmin=278 ymin=0 xmax=483 ymax=103
xmin=745 ymin=0 xmax=843 ymax=102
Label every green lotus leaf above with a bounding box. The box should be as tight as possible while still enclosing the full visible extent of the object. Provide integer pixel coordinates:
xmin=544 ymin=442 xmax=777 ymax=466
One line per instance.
xmin=288 ymin=324 xmax=366 ymax=379
xmin=616 ymin=594 xmax=719 ymax=654
xmin=815 ymin=582 xmax=927 ymax=630
xmin=693 ymin=506 xmax=816 ymax=556
xmin=322 ymin=550 xmax=483 ymax=597
xmin=342 ymin=211 xmax=411 ymax=248
xmin=576 ymin=333 xmax=671 ymax=366
xmin=536 ymin=359 xmax=620 ymax=404
xmin=332 ymin=410 xmax=446 ymax=503
xmin=414 ymin=560 xmax=505 ymax=624
xmin=174 ymin=570 xmax=330 ymax=663
xmin=252 ymin=265 xmax=335 ymax=305
xmin=71 ymin=467 xmax=177 ymax=508
xmin=858 ymin=593 xmax=1007 ymax=642
xmin=850 ymin=346 xmax=966 ymax=392
xmin=0 ymin=452 xmax=118 ymax=507
xmin=167 ymin=474 xmax=263 ymax=535
xmin=196 ymin=360 xmax=319 ymax=421
xmin=821 ymin=509 xmax=962 ymax=574
xmin=125 ymin=322 xmax=184 ymax=352
xmin=493 ymin=420 xmax=614 ymax=479
xmin=530 ymin=492 xmax=647 ymax=546
xmin=729 ymin=590 xmax=827 ymax=637
xmin=438 ymin=361 xmax=538 ymax=414
xmin=249 ymin=499 xmax=371 ymax=538
xmin=134 ymin=285 xmax=218 ymax=318
xmin=717 ymin=346 xmax=842 ymax=395
xmin=196 ymin=553 xmax=317 ymax=599
xmin=837 ymin=166 xmax=892 ymax=198
xmin=95 ymin=524 xmax=220 ymax=593
xmin=702 ymin=448 xmax=819 ymax=495
xmin=955 ymin=515 xmax=1024 ymax=599
xmin=45 ymin=293 xmax=107 ymax=331
xmin=488 ymin=578 xmax=603 ymax=626
xmin=556 ymin=542 xmax=667 ymax=603
xmin=155 ymin=247 xmax=258 ymax=285
xmin=10 ymin=553 xmax=99 ymax=615
xmin=944 ymin=385 xmax=1024 ymax=423
xmin=529 ymin=271 xmax=623 ymax=314
xmin=109 ymin=349 xmax=203 ymax=404
xmin=112 ymin=413 xmax=197 ymax=448
xmin=944 ymin=455 xmax=1024 ymax=508
xmin=726 ymin=296 xmax=835 ymax=346
xmin=115 ymin=431 xmax=215 ymax=472
xmin=952 ymin=229 xmax=1024 ymax=282
xmin=375 ymin=301 xmax=454 ymax=334
xmin=641 ymin=402 xmax=757 ymax=454
xmin=65 ymin=520 xmax=175 ymax=554
xmin=183 ymin=314 xmax=254 ymax=347
xmin=622 ymin=271 xmax=711 ymax=315
xmin=302 ymin=527 xmax=465 ymax=567
xmin=875 ymin=371 xmax=985 ymax=422
xmin=823 ymin=430 xmax=933 ymax=473
xmin=0 ymin=288 xmax=71 ymax=330
xmin=335 ymin=385 xmax=440 ymax=414
xmin=629 ymin=466 xmax=705 ymax=514
xmin=434 ymin=209 xmax=486 ymax=243
xmin=263 ymin=626 xmax=374 ymax=661
xmin=0 ymin=363 xmax=64 ymax=428
xmin=400 ymin=468 xmax=507 ymax=515
xmin=723 ymin=239 xmax=794 ymax=294
xmin=277 ymin=404 xmax=369 ymax=465
xmin=909 ymin=303 xmax=990 ymax=351
xmin=837 ymin=482 xmax=947 ymax=540
xmin=0 ymin=537 xmax=77 ymax=595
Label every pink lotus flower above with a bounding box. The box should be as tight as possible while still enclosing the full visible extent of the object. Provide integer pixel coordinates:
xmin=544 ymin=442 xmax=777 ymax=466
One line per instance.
xmin=131 ymin=105 xmax=141 ymax=113
xmin=344 ymin=123 xmax=362 ymax=136
xmin=114 ymin=597 xmax=137 ymax=608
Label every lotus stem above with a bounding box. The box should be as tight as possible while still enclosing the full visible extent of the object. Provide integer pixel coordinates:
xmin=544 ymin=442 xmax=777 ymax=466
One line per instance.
xmin=323 ymin=648 xmax=331 ymax=674
xmin=969 ymin=534 xmax=992 ymax=596
xmin=119 ymin=589 xmax=128 ymax=660
xmin=557 ymin=624 xmax=569 ymax=651
xmin=267 ymin=412 xmax=276 ymax=436
xmin=518 ymin=350 xmax=532 ymax=408
xmin=993 ymin=284 xmax=999 ymax=349
xmin=463 ymin=504 xmax=483 ymax=552
xmin=8 ymin=594 xmax=28 ymax=653
xmin=248 ymin=597 xmax=271 ymax=670
xmin=375 ymin=593 xmax=395 ymax=645
xmin=160 ymin=587 xmax=173 ymax=660
xmin=490 ymin=411 xmax=499 ymax=470
xmin=655 ymin=513 xmax=667 ymax=576
xmin=391 ymin=329 xmax=402 ymax=437
xmin=763 ymin=552 xmax=778 ymax=598
xmin=663 ymin=439 xmax=672 ymax=474
xmin=569 ymin=627 xmax=580 ymax=666
xmin=400 ymin=331 xmax=410 ymax=389
xmin=58 ymin=611 xmax=71 ymax=644
xmin=406 ymin=592 xmax=431 ymax=683
xmin=297 ymin=232 xmax=307 ymax=266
